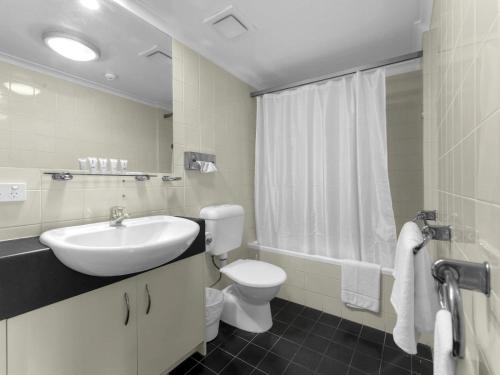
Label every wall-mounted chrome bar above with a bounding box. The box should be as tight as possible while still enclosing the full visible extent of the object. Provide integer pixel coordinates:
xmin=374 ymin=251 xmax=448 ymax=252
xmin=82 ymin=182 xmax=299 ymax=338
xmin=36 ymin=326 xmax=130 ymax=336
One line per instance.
xmin=50 ymin=172 xmax=74 ymax=181
xmin=44 ymin=172 xmax=157 ymax=181
xmin=184 ymin=151 xmax=216 ymax=171
xmin=250 ymin=51 xmax=422 ymax=97
xmin=433 ymin=259 xmax=491 ymax=296
xmin=432 ymin=259 xmax=491 ymax=358
xmin=162 ymin=176 xmax=182 ymax=182
xmin=411 ymin=210 xmax=451 ymax=254
xmin=413 ymin=209 xmax=437 ymax=223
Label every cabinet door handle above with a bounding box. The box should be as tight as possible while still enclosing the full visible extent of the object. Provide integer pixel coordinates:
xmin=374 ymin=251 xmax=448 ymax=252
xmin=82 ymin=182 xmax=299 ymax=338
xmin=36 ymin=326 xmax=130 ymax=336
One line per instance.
xmin=124 ymin=292 xmax=130 ymax=326
xmin=145 ymin=284 xmax=152 ymax=315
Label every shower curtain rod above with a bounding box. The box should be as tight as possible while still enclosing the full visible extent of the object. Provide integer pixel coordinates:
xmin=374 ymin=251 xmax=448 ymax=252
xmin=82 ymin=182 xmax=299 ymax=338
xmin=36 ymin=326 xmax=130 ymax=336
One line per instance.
xmin=250 ymin=50 xmax=423 ymax=97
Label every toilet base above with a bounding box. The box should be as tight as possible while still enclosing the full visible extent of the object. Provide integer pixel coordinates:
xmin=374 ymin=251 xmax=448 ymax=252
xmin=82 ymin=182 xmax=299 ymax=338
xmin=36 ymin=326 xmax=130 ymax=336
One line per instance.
xmin=220 ymin=284 xmax=273 ymax=333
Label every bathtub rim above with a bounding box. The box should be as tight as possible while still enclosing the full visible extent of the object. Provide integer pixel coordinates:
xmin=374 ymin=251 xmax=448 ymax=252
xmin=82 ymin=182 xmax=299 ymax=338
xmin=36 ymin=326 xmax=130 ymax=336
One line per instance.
xmin=247 ymin=241 xmax=394 ymax=276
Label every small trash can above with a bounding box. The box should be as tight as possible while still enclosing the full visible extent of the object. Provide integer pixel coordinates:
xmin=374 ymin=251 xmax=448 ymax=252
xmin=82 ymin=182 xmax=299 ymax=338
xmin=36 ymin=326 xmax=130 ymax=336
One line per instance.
xmin=205 ymin=288 xmax=224 ymax=342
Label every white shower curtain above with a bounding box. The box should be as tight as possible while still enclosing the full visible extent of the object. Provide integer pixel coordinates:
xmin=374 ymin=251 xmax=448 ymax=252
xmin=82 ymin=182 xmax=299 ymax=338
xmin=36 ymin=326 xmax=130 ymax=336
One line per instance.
xmin=255 ymin=69 xmax=396 ymax=268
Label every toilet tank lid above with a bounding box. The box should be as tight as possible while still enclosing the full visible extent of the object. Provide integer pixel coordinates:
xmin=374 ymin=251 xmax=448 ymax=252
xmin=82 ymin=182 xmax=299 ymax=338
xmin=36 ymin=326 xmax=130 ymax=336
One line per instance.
xmin=200 ymin=204 xmax=244 ymax=219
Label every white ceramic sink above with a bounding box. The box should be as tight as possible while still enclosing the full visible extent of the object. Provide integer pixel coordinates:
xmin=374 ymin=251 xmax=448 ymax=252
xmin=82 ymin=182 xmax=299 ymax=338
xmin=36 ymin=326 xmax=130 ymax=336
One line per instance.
xmin=40 ymin=216 xmax=200 ymax=276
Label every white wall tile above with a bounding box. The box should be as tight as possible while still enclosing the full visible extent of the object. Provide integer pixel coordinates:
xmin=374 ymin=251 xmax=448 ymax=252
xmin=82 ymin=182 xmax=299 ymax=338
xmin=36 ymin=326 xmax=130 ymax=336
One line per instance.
xmin=424 ymin=1 xmax=500 ymax=372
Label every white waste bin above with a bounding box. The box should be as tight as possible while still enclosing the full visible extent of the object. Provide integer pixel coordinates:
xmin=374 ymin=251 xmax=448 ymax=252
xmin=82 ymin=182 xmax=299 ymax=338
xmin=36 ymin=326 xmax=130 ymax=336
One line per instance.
xmin=205 ymin=288 xmax=224 ymax=342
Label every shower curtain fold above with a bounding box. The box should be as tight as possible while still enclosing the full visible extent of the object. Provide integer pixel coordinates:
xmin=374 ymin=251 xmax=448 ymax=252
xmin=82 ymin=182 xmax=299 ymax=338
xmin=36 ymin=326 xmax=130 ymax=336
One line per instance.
xmin=255 ymin=69 xmax=396 ymax=268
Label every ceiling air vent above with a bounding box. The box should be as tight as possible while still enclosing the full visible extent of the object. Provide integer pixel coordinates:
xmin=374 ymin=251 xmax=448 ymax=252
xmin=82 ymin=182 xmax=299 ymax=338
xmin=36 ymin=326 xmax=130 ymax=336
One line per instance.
xmin=212 ymin=15 xmax=248 ymax=39
xmin=138 ymin=45 xmax=172 ymax=63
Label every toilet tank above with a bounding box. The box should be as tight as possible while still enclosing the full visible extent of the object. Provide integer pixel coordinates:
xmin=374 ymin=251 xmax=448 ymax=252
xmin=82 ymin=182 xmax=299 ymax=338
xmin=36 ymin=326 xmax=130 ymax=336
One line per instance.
xmin=200 ymin=204 xmax=244 ymax=256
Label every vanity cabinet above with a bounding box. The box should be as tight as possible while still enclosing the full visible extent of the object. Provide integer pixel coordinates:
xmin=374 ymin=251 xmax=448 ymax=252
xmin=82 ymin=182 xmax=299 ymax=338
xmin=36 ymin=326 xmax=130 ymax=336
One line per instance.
xmin=1 ymin=321 xmax=6 ymax=375
xmin=6 ymin=254 xmax=205 ymax=375
xmin=7 ymin=278 xmax=138 ymax=375
xmin=137 ymin=254 xmax=204 ymax=375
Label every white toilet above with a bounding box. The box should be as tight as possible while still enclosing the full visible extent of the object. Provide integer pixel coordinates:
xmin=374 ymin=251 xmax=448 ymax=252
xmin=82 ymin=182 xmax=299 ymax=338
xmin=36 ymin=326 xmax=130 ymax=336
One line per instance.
xmin=200 ymin=204 xmax=287 ymax=333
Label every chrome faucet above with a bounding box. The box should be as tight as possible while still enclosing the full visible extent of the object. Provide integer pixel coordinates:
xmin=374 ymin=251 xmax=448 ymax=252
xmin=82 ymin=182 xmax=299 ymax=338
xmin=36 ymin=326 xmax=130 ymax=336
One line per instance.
xmin=109 ymin=206 xmax=129 ymax=227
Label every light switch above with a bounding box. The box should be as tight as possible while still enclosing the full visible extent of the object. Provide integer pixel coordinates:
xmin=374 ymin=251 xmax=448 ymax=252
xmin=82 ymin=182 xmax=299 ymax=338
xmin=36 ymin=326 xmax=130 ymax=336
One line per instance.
xmin=0 ymin=183 xmax=27 ymax=202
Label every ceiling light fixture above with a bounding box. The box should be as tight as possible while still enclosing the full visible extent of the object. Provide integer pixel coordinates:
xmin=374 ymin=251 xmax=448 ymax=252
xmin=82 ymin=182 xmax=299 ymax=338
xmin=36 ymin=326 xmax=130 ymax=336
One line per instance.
xmin=3 ymin=82 xmax=41 ymax=96
xmin=43 ymin=32 xmax=99 ymax=62
xmin=80 ymin=0 xmax=100 ymax=10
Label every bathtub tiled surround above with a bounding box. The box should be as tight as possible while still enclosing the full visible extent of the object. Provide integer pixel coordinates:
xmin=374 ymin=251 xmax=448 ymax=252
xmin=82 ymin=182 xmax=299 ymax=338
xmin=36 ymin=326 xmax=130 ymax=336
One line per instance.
xmin=386 ymin=71 xmax=424 ymax=233
xmin=258 ymin=250 xmax=396 ymax=334
xmin=171 ymin=298 xmax=433 ymax=375
xmin=423 ymin=0 xmax=500 ymax=374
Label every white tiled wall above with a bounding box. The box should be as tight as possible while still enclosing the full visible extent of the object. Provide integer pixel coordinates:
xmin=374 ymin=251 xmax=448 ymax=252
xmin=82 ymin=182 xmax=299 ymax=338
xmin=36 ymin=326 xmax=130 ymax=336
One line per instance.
xmin=0 ymin=60 xmax=162 ymax=171
xmin=387 ymin=71 xmax=424 ymax=233
xmin=0 ymin=40 xmax=258 ymax=290
xmin=171 ymin=41 xmax=257 ymax=286
xmin=424 ymin=0 xmax=500 ymax=373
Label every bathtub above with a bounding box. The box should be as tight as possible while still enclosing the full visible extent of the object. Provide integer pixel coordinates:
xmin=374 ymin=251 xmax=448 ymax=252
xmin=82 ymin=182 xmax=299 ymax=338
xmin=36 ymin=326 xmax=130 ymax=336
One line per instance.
xmin=247 ymin=241 xmax=394 ymax=276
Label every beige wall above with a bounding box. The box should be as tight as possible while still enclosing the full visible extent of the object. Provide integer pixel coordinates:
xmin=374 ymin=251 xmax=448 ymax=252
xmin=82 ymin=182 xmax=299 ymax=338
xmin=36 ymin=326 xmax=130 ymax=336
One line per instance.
xmin=0 ymin=40 xmax=257 ymax=290
xmin=158 ymin=115 xmax=173 ymax=172
xmin=0 ymin=60 xmax=165 ymax=172
xmin=424 ymin=0 xmax=500 ymax=374
xmin=171 ymin=41 xmax=256 ymax=286
xmin=387 ymin=71 xmax=423 ymax=233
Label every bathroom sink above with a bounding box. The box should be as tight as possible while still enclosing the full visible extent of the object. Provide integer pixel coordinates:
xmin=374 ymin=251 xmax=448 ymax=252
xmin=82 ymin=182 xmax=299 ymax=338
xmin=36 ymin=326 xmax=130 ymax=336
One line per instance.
xmin=40 ymin=216 xmax=200 ymax=276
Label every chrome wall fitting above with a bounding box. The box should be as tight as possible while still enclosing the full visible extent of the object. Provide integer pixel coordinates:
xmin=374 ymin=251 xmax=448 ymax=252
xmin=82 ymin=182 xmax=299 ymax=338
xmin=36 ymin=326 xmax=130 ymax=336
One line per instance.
xmin=413 ymin=224 xmax=452 ymax=254
xmin=432 ymin=259 xmax=490 ymax=296
xmin=413 ymin=210 xmax=437 ymax=223
xmin=44 ymin=171 xmax=156 ymax=181
xmin=432 ymin=259 xmax=491 ymax=358
xmin=51 ymin=172 xmax=74 ymax=181
xmin=162 ymin=176 xmax=182 ymax=182
xmin=184 ymin=151 xmax=216 ymax=170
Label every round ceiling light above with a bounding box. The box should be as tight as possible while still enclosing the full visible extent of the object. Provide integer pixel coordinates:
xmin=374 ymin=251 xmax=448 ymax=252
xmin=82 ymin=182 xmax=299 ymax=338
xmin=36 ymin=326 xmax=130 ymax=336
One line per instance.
xmin=43 ymin=32 xmax=99 ymax=62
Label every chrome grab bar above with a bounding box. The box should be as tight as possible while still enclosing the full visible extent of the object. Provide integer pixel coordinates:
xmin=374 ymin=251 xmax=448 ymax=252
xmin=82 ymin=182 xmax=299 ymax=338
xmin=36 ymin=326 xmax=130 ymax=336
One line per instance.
xmin=432 ymin=259 xmax=491 ymax=359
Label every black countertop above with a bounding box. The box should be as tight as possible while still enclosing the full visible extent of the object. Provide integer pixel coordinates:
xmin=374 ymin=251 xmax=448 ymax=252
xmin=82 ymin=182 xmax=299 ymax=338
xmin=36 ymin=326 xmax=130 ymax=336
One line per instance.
xmin=0 ymin=218 xmax=205 ymax=320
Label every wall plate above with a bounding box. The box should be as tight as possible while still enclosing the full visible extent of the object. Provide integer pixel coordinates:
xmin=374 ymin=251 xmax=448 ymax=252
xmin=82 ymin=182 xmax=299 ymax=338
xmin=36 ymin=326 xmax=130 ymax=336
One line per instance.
xmin=0 ymin=183 xmax=27 ymax=202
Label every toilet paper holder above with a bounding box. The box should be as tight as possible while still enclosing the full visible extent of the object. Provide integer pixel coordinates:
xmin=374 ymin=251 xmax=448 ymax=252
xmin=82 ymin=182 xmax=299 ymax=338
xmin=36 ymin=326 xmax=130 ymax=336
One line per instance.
xmin=184 ymin=151 xmax=216 ymax=170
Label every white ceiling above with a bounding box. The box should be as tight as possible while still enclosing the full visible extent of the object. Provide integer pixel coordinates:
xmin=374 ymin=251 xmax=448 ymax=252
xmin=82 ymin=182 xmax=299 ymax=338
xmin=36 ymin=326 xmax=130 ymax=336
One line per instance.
xmin=0 ymin=0 xmax=172 ymax=109
xmin=121 ymin=0 xmax=432 ymax=90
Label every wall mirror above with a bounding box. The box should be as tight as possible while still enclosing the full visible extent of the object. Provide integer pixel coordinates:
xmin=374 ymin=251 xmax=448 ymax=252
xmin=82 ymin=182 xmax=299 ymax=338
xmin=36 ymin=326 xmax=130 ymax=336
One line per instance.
xmin=0 ymin=0 xmax=173 ymax=173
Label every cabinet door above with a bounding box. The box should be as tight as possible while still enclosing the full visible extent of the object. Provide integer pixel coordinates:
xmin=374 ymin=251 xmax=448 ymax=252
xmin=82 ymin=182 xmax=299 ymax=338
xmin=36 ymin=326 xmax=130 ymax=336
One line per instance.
xmin=8 ymin=278 xmax=137 ymax=375
xmin=138 ymin=254 xmax=205 ymax=375
xmin=0 ymin=320 xmax=5 ymax=375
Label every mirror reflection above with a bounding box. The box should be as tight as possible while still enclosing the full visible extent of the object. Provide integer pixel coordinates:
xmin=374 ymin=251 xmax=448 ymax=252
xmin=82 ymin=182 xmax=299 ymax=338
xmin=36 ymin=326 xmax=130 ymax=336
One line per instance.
xmin=0 ymin=0 xmax=173 ymax=173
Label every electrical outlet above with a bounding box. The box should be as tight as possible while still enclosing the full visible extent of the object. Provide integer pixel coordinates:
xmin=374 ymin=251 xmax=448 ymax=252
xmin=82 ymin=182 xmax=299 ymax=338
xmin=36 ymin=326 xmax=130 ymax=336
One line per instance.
xmin=0 ymin=183 xmax=27 ymax=202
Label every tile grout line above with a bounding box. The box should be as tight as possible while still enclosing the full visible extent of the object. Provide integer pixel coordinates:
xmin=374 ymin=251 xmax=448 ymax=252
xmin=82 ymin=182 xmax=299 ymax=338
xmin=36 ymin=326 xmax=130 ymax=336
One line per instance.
xmin=182 ymin=299 xmax=430 ymax=375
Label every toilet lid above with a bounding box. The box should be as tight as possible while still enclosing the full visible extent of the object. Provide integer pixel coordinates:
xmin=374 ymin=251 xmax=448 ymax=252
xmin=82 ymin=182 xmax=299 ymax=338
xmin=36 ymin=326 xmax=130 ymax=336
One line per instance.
xmin=221 ymin=259 xmax=287 ymax=288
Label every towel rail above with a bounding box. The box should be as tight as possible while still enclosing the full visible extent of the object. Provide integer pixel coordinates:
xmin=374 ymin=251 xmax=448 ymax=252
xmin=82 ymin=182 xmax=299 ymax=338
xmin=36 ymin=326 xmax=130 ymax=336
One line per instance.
xmin=432 ymin=259 xmax=491 ymax=359
xmin=411 ymin=210 xmax=451 ymax=254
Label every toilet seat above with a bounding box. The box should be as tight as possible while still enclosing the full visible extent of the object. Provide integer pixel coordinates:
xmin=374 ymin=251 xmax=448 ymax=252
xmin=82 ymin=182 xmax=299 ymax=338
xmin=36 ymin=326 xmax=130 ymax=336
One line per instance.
xmin=221 ymin=259 xmax=287 ymax=288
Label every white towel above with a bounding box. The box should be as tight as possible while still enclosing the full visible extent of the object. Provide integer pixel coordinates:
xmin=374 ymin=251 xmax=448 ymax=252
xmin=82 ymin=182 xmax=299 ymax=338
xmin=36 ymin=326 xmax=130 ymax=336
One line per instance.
xmin=434 ymin=309 xmax=456 ymax=375
xmin=195 ymin=161 xmax=218 ymax=173
xmin=341 ymin=259 xmax=381 ymax=313
xmin=391 ymin=221 xmax=440 ymax=354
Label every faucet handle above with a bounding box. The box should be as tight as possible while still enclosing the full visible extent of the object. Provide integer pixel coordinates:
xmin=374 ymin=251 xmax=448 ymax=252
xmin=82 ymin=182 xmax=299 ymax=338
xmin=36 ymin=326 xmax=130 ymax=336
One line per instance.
xmin=110 ymin=206 xmax=128 ymax=219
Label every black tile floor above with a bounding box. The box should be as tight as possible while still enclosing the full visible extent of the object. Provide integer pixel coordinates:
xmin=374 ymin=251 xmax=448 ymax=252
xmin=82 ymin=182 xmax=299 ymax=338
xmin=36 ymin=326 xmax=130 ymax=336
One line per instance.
xmin=170 ymin=298 xmax=433 ymax=375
